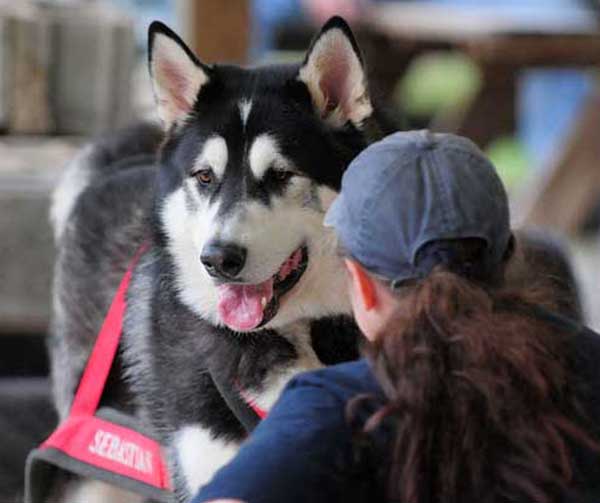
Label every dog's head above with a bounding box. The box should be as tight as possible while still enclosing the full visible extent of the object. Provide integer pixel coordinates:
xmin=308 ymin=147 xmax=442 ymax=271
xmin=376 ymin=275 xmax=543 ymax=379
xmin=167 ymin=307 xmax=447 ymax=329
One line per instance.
xmin=149 ymin=17 xmax=378 ymax=332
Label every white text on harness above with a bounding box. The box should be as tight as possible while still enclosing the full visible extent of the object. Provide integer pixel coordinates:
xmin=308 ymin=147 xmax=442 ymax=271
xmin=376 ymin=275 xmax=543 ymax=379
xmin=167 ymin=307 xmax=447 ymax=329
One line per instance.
xmin=89 ymin=429 xmax=154 ymax=475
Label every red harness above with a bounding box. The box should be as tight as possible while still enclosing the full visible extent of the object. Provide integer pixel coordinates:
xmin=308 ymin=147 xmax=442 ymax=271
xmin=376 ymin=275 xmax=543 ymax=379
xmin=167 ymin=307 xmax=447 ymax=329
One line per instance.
xmin=26 ymin=246 xmax=266 ymax=502
xmin=26 ymin=246 xmax=171 ymax=502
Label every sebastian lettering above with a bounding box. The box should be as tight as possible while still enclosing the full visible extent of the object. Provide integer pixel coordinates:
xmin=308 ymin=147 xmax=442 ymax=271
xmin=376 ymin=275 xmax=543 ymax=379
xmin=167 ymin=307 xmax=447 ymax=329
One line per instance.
xmin=88 ymin=429 xmax=153 ymax=475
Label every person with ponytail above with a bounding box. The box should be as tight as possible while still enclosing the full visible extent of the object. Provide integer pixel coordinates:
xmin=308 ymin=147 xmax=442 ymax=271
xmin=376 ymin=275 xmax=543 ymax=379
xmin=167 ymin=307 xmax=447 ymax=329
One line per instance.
xmin=194 ymin=131 xmax=600 ymax=503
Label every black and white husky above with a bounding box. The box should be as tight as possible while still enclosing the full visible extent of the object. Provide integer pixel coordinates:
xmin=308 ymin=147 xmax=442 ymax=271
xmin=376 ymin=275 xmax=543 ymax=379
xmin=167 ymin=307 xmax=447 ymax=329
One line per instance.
xmin=49 ymin=17 xmax=381 ymax=502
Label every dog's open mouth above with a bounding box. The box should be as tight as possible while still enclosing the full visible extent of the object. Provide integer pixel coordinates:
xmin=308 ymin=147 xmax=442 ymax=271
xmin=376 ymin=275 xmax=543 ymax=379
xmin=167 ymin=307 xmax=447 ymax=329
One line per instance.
xmin=216 ymin=246 xmax=308 ymax=332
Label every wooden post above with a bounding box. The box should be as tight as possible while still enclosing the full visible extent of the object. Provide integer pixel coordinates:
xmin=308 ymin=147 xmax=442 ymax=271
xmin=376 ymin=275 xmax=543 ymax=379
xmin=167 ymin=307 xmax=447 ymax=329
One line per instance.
xmin=48 ymin=3 xmax=135 ymax=135
xmin=0 ymin=5 xmax=53 ymax=134
xmin=450 ymin=62 xmax=517 ymax=149
xmin=515 ymin=90 xmax=600 ymax=234
xmin=177 ymin=0 xmax=251 ymax=64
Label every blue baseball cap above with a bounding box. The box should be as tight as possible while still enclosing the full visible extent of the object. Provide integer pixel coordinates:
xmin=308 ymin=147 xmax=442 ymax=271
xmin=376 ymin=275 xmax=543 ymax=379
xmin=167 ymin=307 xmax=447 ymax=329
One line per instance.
xmin=324 ymin=130 xmax=511 ymax=286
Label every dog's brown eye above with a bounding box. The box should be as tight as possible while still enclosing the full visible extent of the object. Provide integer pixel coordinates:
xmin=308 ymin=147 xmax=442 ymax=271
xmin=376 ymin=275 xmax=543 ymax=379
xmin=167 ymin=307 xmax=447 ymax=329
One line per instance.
xmin=195 ymin=169 xmax=214 ymax=186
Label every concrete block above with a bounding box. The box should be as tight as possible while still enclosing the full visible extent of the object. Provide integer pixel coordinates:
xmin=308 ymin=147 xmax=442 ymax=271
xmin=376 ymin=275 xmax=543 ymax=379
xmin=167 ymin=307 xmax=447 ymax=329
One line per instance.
xmin=0 ymin=137 xmax=81 ymax=334
xmin=0 ymin=191 xmax=54 ymax=334
xmin=0 ymin=1 xmax=135 ymax=135
xmin=46 ymin=3 xmax=136 ymax=135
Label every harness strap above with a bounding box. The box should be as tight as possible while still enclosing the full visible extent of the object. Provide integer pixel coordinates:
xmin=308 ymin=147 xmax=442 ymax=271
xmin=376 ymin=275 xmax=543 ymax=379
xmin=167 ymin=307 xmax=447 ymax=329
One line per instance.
xmin=40 ymin=414 xmax=171 ymax=492
xmin=240 ymin=393 xmax=268 ymax=421
xmin=209 ymin=368 xmax=262 ymax=432
xmin=69 ymin=244 xmax=148 ymax=417
xmin=31 ymin=243 xmax=267 ymax=502
xmin=66 ymin=242 xmax=267 ymax=429
xmin=36 ymin=243 xmax=172 ymax=495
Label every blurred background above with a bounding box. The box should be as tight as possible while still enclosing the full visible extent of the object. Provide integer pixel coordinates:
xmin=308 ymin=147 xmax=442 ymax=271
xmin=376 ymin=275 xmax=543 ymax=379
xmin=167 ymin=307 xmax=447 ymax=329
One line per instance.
xmin=1 ymin=0 xmax=600 ymax=500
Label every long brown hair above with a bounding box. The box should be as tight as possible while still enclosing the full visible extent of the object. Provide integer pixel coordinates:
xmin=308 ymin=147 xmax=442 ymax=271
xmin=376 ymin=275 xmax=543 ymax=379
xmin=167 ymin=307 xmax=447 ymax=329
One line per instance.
xmin=358 ymin=239 xmax=598 ymax=503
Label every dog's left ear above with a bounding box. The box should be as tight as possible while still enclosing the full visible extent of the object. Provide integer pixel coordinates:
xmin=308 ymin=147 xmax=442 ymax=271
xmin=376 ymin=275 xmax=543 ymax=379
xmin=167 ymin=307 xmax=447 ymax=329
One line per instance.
xmin=148 ymin=21 xmax=211 ymax=129
xmin=298 ymin=16 xmax=372 ymax=128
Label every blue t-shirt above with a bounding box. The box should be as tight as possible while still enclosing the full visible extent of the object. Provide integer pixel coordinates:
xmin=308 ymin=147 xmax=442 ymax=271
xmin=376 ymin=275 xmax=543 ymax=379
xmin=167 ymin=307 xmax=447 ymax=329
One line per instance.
xmin=195 ymin=359 xmax=386 ymax=503
xmin=195 ymin=315 xmax=600 ymax=503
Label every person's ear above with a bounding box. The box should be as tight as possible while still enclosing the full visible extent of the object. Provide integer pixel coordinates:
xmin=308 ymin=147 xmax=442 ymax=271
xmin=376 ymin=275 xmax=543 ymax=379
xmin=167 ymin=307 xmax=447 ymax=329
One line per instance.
xmin=344 ymin=259 xmax=376 ymax=310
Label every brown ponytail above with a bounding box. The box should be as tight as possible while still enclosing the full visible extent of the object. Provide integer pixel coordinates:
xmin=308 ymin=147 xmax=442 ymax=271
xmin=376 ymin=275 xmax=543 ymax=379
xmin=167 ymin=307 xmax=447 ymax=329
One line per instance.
xmin=361 ymin=268 xmax=599 ymax=503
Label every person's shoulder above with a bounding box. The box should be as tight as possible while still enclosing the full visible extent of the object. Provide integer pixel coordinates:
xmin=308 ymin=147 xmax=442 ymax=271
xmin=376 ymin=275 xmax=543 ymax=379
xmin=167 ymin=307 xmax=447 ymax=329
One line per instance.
xmin=286 ymin=359 xmax=384 ymax=403
xmin=539 ymin=310 xmax=600 ymax=362
xmin=571 ymin=324 xmax=600 ymax=365
xmin=255 ymin=360 xmax=382 ymax=441
xmin=538 ymin=309 xmax=600 ymax=402
xmin=568 ymin=321 xmax=600 ymax=390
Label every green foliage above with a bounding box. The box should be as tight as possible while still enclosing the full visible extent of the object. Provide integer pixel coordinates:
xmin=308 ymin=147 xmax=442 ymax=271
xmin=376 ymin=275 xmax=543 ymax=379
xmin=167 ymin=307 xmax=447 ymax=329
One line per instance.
xmin=486 ymin=135 xmax=530 ymax=191
xmin=397 ymin=51 xmax=481 ymax=118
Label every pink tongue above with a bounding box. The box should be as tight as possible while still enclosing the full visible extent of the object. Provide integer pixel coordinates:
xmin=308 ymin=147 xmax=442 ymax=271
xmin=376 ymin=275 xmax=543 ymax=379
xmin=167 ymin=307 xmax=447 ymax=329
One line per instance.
xmin=217 ymin=279 xmax=274 ymax=331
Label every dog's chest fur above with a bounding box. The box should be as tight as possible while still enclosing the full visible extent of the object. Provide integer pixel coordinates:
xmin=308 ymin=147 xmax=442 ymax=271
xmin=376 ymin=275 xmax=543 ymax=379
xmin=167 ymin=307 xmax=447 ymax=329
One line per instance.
xmin=120 ymin=248 xmax=360 ymax=500
xmin=122 ymin=250 xmax=360 ymax=438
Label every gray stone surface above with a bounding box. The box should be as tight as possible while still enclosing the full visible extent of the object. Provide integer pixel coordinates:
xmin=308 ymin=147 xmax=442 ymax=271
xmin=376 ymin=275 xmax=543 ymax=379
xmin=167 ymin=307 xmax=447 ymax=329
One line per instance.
xmin=48 ymin=3 xmax=136 ymax=135
xmin=0 ymin=137 xmax=81 ymax=334
xmin=0 ymin=1 xmax=135 ymax=135
xmin=0 ymin=193 xmax=53 ymax=333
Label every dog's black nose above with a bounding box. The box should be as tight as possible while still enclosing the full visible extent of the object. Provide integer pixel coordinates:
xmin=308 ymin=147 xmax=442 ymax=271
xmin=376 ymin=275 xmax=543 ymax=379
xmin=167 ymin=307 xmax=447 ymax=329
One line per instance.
xmin=200 ymin=242 xmax=247 ymax=279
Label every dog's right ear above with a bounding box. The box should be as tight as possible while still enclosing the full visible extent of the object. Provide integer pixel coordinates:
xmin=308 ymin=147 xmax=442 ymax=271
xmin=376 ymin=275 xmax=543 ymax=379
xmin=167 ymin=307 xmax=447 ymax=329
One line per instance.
xmin=148 ymin=22 xmax=211 ymax=129
xmin=298 ymin=16 xmax=372 ymax=128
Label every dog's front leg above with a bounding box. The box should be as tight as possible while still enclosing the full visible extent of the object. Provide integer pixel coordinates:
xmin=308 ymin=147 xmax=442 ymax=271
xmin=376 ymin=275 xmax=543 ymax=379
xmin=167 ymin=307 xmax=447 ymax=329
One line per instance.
xmin=242 ymin=326 xmax=324 ymax=413
xmin=48 ymin=476 xmax=146 ymax=503
xmin=167 ymin=327 xmax=322 ymax=503
xmin=169 ymin=425 xmax=240 ymax=502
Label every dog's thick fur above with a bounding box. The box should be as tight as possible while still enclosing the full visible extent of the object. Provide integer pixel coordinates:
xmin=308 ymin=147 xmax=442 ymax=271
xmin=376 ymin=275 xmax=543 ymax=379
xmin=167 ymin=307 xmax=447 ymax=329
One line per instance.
xmin=49 ymin=18 xmax=379 ymax=502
